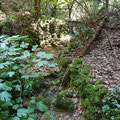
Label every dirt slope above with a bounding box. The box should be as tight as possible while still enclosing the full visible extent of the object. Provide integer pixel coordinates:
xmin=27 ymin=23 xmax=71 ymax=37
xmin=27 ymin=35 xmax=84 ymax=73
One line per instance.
xmin=83 ymin=25 xmax=120 ymax=90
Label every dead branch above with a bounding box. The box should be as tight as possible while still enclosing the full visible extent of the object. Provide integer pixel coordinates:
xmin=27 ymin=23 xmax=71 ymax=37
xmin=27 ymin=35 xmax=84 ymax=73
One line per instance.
xmin=80 ymin=17 xmax=106 ymax=56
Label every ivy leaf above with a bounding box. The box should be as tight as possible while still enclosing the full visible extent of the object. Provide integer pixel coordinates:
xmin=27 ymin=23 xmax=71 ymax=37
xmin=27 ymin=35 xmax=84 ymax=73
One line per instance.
xmin=12 ymin=104 xmax=19 ymax=110
xmin=8 ymin=72 xmax=15 ymax=77
xmin=37 ymin=52 xmax=54 ymax=60
xmin=21 ymin=75 xmax=30 ymax=79
xmin=102 ymin=105 xmax=110 ymax=112
xmin=32 ymin=45 xmax=38 ymax=51
xmin=0 ymin=91 xmax=12 ymax=102
xmin=27 ymin=107 xmax=34 ymax=113
xmin=16 ymin=97 xmax=23 ymax=103
xmin=48 ymin=61 xmax=57 ymax=67
xmin=20 ymin=42 xmax=29 ymax=48
xmin=37 ymin=61 xmax=48 ymax=67
xmin=12 ymin=116 xmax=20 ymax=120
xmin=36 ymin=101 xmax=49 ymax=114
xmin=17 ymin=108 xmax=28 ymax=117
xmin=0 ymin=63 xmax=4 ymax=69
xmin=12 ymin=65 xmax=19 ymax=70
xmin=30 ymin=74 xmax=39 ymax=78
xmin=44 ymin=54 xmax=54 ymax=60
xmin=0 ymin=83 xmax=12 ymax=91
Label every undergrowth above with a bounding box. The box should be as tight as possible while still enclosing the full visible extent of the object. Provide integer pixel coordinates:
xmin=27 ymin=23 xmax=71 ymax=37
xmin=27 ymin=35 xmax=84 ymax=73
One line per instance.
xmin=0 ymin=35 xmax=57 ymax=120
xmin=57 ymin=57 xmax=120 ymax=120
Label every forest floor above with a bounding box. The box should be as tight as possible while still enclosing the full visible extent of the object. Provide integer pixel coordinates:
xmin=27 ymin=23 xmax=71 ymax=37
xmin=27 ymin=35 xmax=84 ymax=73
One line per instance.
xmin=66 ymin=21 xmax=120 ymax=91
xmin=48 ymin=21 xmax=120 ymax=119
xmin=83 ymin=26 xmax=120 ymax=91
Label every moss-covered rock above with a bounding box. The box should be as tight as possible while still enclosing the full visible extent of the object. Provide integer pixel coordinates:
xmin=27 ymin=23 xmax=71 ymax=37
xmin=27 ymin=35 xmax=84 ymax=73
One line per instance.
xmin=59 ymin=89 xmax=73 ymax=98
xmin=53 ymin=94 xmax=74 ymax=113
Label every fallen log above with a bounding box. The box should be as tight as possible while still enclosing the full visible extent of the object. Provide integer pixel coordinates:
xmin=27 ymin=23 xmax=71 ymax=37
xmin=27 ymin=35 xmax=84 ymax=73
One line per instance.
xmin=80 ymin=17 xmax=106 ymax=56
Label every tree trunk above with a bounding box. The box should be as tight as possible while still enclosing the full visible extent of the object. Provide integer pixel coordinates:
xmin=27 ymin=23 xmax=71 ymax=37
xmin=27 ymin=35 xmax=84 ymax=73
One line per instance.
xmin=34 ymin=0 xmax=41 ymax=18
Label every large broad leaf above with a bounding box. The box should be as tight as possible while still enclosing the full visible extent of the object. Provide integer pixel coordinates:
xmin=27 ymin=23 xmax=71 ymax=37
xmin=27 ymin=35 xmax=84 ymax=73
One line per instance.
xmin=20 ymin=42 xmax=29 ymax=48
xmin=17 ymin=108 xmax=28 ymax=117
xmin=48 ymin=61 xmax=57 ymax=67
xmin=30 ymin=74 xmax=39 ymax=78
xmin=12 ymin=104 xmax=19 ymax=110
xmin=32 ymin=45 xmax=38 ymax=51
xmin=21 ymin=75 xmax=30 ymax=79
xmin=12 ymin=116 xmax=20 ymax=120
xmin=37 ymin=61 xmax=48 ymax=67
xmin=0 ymin=83 xmax=12 ymax=91
xmin=27 ymin=107 xmax=34 ymax=113
xmin=8 ymin=72 xmax=15 ymax=77
xmin=36 ymin=101 xmax=49 ymax=114
xmin=0 ymin=91 xmax=12 ymax=102
xmin=37 ymin=52 xmax=54 ymax=60
xmin=0 ymin=63 xmax=4 ymax=69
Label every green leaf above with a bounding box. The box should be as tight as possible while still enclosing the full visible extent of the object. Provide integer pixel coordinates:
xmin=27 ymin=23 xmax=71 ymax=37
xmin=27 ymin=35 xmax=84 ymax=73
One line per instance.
xmin=48 ymin=61 xmax=57 ymax=67
xmin=20 ymin=42 xmax=29 ymax=48
xmin=27 ymin=118 xmax=34 ymax=120
xmin=21 ymin=75 xmax=30 ymax=79
xmin=37 ymin=52 xmax=54 ymax=60
xmin=8 ymin=72 xmax=15 ymax=77
xmin=12 ymin=116 xmax=20 ymax=120
xmin=102 ymin=105 xmax=110 ymax=112
xmin=32 ymin=45 xmax=38 ymax=51
xmin=36 ymin=101 xmax=49 ymax=114
xmin=17 ymin=108 xmax=28 ymax=117
xmin=30 ymin=74 xmax=40 ymax=78
xmin=27 ymin=107 xmax=34 ymax=113
xmin=0 ymin=63 xmax=4 ymax=69
xmin=0 ymin=83 xmax=12 ymax=91
xmin=16 ymin=97 xmax=23 ymax=103
xmin=12 ymin=65 xmax=19 ymax=70
xmin=0 ymin=91 xmax=12 ymax=102
xmin=12 ymin=104 xmax=19 ymax=110
xmin=37 ymin=61 xmax=48 ymax=67
xmin=49 ymin=117 xmax=58 ymax=120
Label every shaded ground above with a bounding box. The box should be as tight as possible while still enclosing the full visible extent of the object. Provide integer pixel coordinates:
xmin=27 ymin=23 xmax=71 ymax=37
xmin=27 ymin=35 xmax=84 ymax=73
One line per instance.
xmin=83 ymin=26 xmax=120 ymax=90
xmin=66 ymin=22 xmax=120 ymax=91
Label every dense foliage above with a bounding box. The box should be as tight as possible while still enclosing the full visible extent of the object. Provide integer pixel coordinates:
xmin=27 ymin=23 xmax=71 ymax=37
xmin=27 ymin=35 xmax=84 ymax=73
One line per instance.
xmin=0 ymin=35 xmax=57 ymax=120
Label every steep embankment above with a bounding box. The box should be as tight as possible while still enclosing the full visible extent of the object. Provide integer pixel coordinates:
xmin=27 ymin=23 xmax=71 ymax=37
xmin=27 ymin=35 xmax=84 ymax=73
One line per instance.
xmin=83 ymin=22 xmax=120 ymax=90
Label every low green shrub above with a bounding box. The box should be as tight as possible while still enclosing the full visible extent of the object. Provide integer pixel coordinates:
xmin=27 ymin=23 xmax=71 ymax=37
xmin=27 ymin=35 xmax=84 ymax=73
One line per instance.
xmin=0 ymin=35 xmax=57 ymax=119
xmin=36 ymin=96 xmax=50 ymax=106
xmin=53 ymin=93 xmax=74 ymax=113
xmin=102 ymin=86 xmax=120 ymax=120
xmin=57 ymin=58 xmax=108 ymax=120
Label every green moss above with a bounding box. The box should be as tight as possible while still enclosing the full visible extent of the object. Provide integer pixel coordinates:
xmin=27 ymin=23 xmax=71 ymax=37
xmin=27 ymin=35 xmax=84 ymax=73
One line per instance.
xmin=36 ymin=96 xmax=50 ymax=106
xmin=30 ymin=75 xmax=46 ymax=90
xmin=57 ymin=57 xmax=72 ymax=68
xmin=59 ymin=89 xmax=73 ymax=98
xmin=54 ymin=79 xmax=60 ymax=86
xmin=57 ymin=58 xmax=108 ymax=119
xmin=54 ymin=95 xmax=74 ymax=113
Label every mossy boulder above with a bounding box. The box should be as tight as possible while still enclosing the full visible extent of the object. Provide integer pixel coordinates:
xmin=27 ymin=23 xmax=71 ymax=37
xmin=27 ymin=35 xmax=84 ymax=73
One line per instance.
xmin=53 ymin=94 xmax=74 ymax=113
xmin=59 ymin=89 xmax=73 ymax=98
